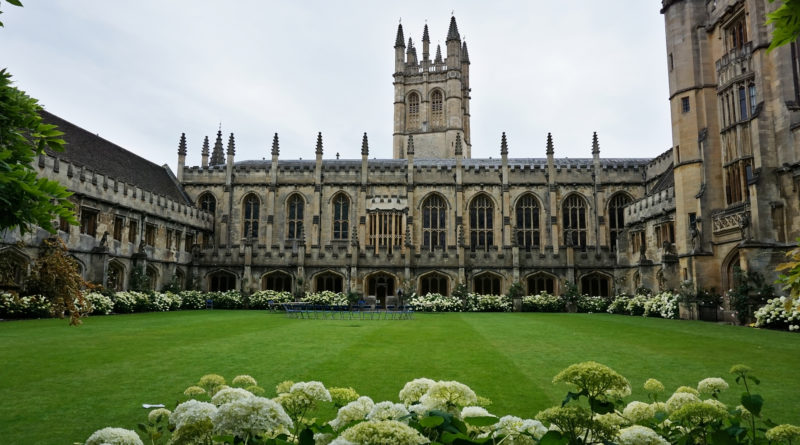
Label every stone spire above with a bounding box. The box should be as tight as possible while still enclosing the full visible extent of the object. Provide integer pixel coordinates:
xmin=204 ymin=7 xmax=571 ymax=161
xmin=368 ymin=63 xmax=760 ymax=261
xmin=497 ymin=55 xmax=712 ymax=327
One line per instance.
xmin=395 ymin=23 xmax=405 ymax=48
xmin=434 ymin=44 xmax=443 ymax=63
xmin=226 ymin=133 xmax=235 ymax=156
xmin=422 ymin=23 xmax=430 ymax=43
xmin=210 ymin=129 xmax=225 ymax=166
xmin=406 ymin=38 xmax=417 ymax=64
xmin=361 ymin=132 xmax=369 ymax=156
xmin=406 ymin=134 xmax=414 ymax=155
xmin=500 ymin=132 xmax=508 ymax=156
xmin=591 ymin=131 xmax=600 ymax=155
xmin=271 ymin=133 xmax=279 ymax=156
xmin=315 ymin=132 xmax=323 ymax=156
xmin=454 ymin=132 xmax=463 ymax=156
xmin=422 ymin=23 xmax=430 ymax=61
xmin=546 ymin=132 xmax=554 ymax=156
xmin=201 ymin=135 xmax=210 ymax=167
xmin=446 ymin=15 xmax=460 ymax=42
xmin=461 ymin=40 xmax=470 ymax=63
xmin=178 ymin=133 xmax=187 ymax=156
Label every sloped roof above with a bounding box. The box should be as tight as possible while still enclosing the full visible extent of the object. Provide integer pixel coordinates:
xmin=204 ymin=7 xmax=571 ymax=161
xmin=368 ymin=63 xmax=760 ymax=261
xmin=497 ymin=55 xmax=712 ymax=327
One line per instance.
xmin=40 ymin=110 xmax=189 ymax=203
xmin=648 ymin=163 xmax=675 ymax=195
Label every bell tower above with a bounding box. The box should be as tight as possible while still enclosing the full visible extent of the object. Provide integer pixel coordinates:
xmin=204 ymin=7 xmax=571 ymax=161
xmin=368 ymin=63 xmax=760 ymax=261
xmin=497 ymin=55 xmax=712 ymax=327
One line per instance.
xmin=392 ymin=16 xmax=471 ymax=159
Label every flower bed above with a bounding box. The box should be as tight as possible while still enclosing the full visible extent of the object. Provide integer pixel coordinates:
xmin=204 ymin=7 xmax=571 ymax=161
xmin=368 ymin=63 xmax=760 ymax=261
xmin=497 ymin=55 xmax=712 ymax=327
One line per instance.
xmin=247 ymin=290 xmax=294 ymax=309
xmin=462 ymin=293 xmax=512 ymax=312
xmin=301 ymin=290 xmax=348 ymax=306
xmin=754 ymin=296 xmax=800 ymax=331
xmin=408 ymin=293 xmax=463 ymax=312
xmin=86 ymin=362 xmax=799 ymax=445
xmin=521 ymin=293 xmax=565 ymax=312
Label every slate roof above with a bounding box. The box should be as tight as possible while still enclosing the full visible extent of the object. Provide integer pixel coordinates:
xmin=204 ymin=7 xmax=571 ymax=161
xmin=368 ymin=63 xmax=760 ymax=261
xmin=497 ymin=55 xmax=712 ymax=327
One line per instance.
xmin=648 ymin=163 xmax=675 ymax=195
xmin=40 ymin=110 xmax=190 ymax=203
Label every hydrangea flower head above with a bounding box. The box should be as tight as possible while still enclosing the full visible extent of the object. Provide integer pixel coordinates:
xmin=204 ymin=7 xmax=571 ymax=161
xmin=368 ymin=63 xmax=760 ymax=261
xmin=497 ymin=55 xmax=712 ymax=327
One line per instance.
xmin=398 ymin=377 xmax=436 ymax=405
xmin=492 ymin=415 xmax=548 ymax=443
xmin=147 ymin=408 xmax=171 ymax=423
xmin=329 ymin=387 xmax=360 ymax=407
xmin=419 ymin=380 xmax=477 ymax=411
xmin=669 ymin=401 xmax=728 ymax=425
xmin=85 ymin=427 xmax=144 ymax=445
xmin=552 ymin=361 xmax=629 ymax=400
xmin=197 ymin=374 xmax=226 ymax=395
xmin=275 ymin=380 xmax=295 ymax=394
xmin=329 ymin=396 xmax=374 ymax=431
xmin=697 ymin=377 xmax=729 ymax=395
xmin=617 ymin=425 xmax=669 ymax=445
xmin=170 ymin=400 xmax=218 ymax=430
xmin=665 ymin=392 xmax=701 ymax=413
xmin=367 ymin=401 xmax=410 ymax=422
xmin=674 ymin=386 xmax=700 ymax=396
xmin=765 ymin=424 xmax=800 ymax=443
xmin=183 ymin=385 xmax=206 ymax=397
xmin=643 ymin=378 xmax=665 ymax=394
xmin=212 ymin=395 xmax=293 ymax=439
xmin=623 ymin=401 xmax=655 ymax=423
xmin=211 ymin=387 xmax=254 ymax=406
xmin=339 ymin=419 xmax=429 ymax=445
xmin=461 ymin=406 xmax=492 ymax=419
xmin=232 ymin=374 xmax=258 ymax=388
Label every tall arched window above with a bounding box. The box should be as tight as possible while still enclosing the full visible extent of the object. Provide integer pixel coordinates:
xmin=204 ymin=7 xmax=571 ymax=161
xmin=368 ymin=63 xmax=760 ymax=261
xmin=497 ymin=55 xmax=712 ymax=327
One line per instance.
xmin=430 ymin=90 xmax=444 ymax=128
xmin=209 ymin=270 xmax=236 ymax=292
xmin=527 ymin=273 xmax=555 ymax=295
xmin=332 ymin=194 xmax=349 ymax=240
xmin=581 ymin=273 xmax=610 ymax=297
xmin=315 ymin=272 xmax=343 ymax=293
xmin=419 ymin=272 xmax=449 ymax=296
xmin=515 ymin=194 xmax=540 ymax=250
xmin=243 ymin=194 xmax=260 ymax=239
xmin=145 ymin=265 xmax=158 ymax=291
xmin=469 ymin=194 xmax=494 ymax=251
xmin=407 ymin=92 xmax=420 ymax=130
xmin=263 ymin=271 xmax=293 ymax=293
xmin=422 ymin=194 xmax=447 ymax=251
xmin=106 ymin=261 xmax=125 ymax=291
xmin=473 ymin=273 xmax=501 ymax=295
xmin=608 ymin=193 xmax=632 ymax=251
xmin=563 ymin=194 xmax=587 ymax=248
xmin=287 ymin=194 xmax=305 ymax=241
xmin=199 ymin=192 xmax=216 ymax=213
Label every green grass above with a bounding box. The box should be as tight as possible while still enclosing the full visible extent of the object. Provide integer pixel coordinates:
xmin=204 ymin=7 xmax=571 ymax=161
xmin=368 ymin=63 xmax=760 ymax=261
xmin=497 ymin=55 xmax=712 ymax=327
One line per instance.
xmin=2 ymin=311 xmax=799 ymax=444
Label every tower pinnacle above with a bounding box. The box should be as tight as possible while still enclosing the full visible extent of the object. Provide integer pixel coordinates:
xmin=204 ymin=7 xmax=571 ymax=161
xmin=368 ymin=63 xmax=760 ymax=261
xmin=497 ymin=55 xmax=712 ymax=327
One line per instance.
xmin=271 ymin=133 xmax=279 ymax=156
xmin=361 ymin=132 xmax=369 ymax=156
xmin=210 ymin=129 xmax=225 ymax=166
xmin=178 ymin=133 xmax=187 ymax=156
xmin=500 ymin=132 xmax=508 ymax=156
xmin=315 ymin=132 xmax=323 ymax=156
xmin=446 ymin=15 xmax=460 ymax=42
xmin=434 ymin=44 xmax=442 ymax=63
xmin=226 ymin=133 xmax=235 ymax=156
xmin=395 ymin=23 xmax=405 ymax=47
xmin=592 ymin=132 xmax=600 ymax=155
xmin=461 ymin=40 xmax=470 ymax=63
xmin=546 ymin=133 xmax=554 ymax=156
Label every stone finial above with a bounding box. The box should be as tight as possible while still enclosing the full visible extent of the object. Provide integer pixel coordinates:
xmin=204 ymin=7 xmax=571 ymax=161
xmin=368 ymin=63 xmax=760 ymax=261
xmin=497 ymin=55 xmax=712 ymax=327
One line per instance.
xmin=210 ymin=129 xmax=225 ymax=165
xmin=178 ymin=133 xmax=187 ymax=156
xmin=434 ymin=44 xmax=443 ymax=63
xmin=406 ymin=134 xmax=415 ymax=155
xmin=422 ymin=23 xmax=430 ymax=43
xmin=500 ymin=132 xmax=508 ymax=156
xmin=461 ymin=40 xmax=470 ymax=63
xmin=454 ymin=133 xmax=463 ymax=156
xmin=226 ymin=133 xmax=236 ymax=156
xmin=271 ymin=133 xmax=280 ymax=156
xmin=546 ymin=132 xmax=554 ymax=156
xmin=201 ymin=135 xmax=210 ymax=157
xmin=315 ymin=132 xmax=323 ymax=156
xmin=591 ymin=131 xmax=600 ymax=155
xmin=446 ymin=15 xmax=460 ymax=42
xmin=404 ymin=224 xmax=412 ymax=247
xmin=395 ymin=23 xmax=405 ymax=47
xmin=407 ymin=37 xmax=414 ymax=55
xmin=361 ymin=132 xmax=369 ymax=156
xmin=457 ymin=224 xmax=465 ymax=247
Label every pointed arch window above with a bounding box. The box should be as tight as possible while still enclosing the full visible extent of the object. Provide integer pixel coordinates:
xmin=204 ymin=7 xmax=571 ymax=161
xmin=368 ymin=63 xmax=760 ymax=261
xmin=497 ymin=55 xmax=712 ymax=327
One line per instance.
xmin=581 ymin=273 xmax=610 ymax=297
xmin=263 ymin=271 xmax=293 ymax=293
xmin=106 ymin=262 xmax=124 ymax=291
xmin=243 ymin=194 xmax=260 ymax=239
xmin=431 ymin=90 xmax=444 ymax=128
xmin=332 ymin=194 xmax=350 ymax=240
xmin=315 ymin=272 xmax=343 ymax=293
xmin=563 ymin=195 xmax=587 ymax=248
xmin=608 ymin=193 xmax=632 ymax=251
xmin=422 ymin=194 xmax=447 ymax=251
xmin=419 ymin=272 xmax=449 ymax=296
xmin=199 ymin=192 xmax=216 ymax=213
xmin=407 ymin=92 xmax=420 ymax=130
xmin=209 ymin=270 xmax=236 ymax=292
xmin=287 ymin=194 xmax=305 ymax=241
xmin=515 ymin=194 xmax=540 ymax=250
xmin=527 ymin=274 xmax=555 ymax=295
xmin=469 ymin=195 xmax=494 ymax=251
xmin=473 ymin=273 xmax=501 ymax=295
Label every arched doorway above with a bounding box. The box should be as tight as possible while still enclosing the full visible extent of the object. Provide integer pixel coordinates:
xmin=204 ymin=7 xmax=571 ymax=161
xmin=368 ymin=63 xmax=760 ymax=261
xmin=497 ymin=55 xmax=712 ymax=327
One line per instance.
xmin=367 ymin=273 xmax=395 ymax=308
xmin=262 ymin=271 xmax=293 ymax=292
xmin=209 ymin=270 xmax=236 ymax=292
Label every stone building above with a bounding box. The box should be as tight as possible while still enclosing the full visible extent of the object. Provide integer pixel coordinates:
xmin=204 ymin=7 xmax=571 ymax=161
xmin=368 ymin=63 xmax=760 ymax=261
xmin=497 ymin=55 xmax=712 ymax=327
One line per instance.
xmin=2 ymin=10 xmax=798 ymax=309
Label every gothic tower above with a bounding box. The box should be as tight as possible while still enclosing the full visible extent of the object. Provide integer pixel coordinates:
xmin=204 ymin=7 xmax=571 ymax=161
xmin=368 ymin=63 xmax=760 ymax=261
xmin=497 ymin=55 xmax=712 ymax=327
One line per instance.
xmin=392 ymin=16 xmax=471 ymax=159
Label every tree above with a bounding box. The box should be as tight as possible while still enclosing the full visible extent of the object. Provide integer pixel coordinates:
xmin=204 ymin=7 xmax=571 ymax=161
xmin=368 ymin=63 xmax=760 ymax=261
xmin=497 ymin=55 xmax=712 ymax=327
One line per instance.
xmin=24 ymin=237 xmax=88 ymax=325
xmin=768 ymin=0 xmax=800 ymax=50
xmin=0 ymin=0 xmax=23 ymax=28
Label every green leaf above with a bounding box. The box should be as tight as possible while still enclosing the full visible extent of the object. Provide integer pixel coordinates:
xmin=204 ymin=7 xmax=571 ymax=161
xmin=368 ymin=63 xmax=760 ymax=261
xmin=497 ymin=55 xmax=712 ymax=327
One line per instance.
xmin=590 ymin=398 xmax=616 ymax=414
xmin=561 ymin=390 xmax=584 ymax=407
xmin=747 ymin=375 xmax=760 ymax=385
xmin=6 ymin=0 xmax=24 ymax=6
xmin=538 ymin=430 xmax=568 ymax=445
xmin=297 ymin=428 xmax=314 ymax=445
xmin=420 ymin=415 xmax=445 ymax=428
xmin=741 ymin=393 xmax=763 ymax=417
xmin=710 ymin=430 xmax=737 ymax=445
xmin=463 ymin=416 xmax=498 ymax=427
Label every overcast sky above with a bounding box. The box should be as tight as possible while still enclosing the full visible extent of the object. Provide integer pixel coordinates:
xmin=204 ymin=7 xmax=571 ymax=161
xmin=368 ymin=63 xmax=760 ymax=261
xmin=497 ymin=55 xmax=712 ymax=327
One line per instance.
xmin=3 ymin=1 xmax=672 ymax=170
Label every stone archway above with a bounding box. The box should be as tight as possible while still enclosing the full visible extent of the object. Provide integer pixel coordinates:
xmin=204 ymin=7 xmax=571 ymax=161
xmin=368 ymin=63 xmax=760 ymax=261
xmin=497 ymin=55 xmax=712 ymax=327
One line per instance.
xmin=367 ymin=272 xmax=396 ymax=308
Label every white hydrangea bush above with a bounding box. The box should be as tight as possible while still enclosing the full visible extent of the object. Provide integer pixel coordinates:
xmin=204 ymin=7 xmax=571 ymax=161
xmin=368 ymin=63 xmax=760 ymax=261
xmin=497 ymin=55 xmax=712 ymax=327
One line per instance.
xmin=754 ymin=296 xmax=800 ymax=332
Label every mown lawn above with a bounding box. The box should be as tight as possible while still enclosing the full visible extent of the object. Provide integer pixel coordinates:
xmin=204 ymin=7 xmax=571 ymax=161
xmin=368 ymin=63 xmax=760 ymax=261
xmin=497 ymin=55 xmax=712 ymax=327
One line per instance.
xmin=1 ymin=311 xmax=799 ymax=444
